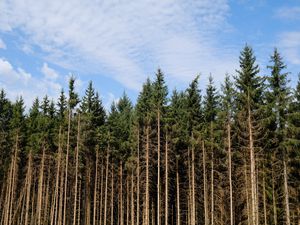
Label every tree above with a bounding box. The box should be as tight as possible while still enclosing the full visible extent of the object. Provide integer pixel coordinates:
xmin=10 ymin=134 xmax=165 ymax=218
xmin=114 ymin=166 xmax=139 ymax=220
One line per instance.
xmin=235 ymin=45 xmax=264 ymax=225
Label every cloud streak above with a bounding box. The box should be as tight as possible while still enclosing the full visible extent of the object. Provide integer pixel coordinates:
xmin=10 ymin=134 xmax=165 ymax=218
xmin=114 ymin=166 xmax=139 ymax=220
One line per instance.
xmin=0 ymin=0 xmax=234 ymax=90
xmin=0 ymin=58 xmax=61 ymax=107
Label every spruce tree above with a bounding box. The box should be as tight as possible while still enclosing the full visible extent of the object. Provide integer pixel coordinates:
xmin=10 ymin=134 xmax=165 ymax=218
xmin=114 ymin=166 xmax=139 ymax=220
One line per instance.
xmin=234 ymin=45 xmax=265 ymax=225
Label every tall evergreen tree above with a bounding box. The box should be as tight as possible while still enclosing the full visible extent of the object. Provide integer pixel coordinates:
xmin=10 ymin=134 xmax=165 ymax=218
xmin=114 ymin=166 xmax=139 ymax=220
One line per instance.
xmin=235 ymin=45 xmax=265 ymax=225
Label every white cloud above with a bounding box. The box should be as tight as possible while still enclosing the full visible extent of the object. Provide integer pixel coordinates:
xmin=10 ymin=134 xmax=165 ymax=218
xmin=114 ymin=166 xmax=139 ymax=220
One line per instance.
xmin=278 ymin=31 xmax=300 ymax=65
xmin=275 ymin=7 xmax=300 ymax=20
xmin=0 ymin=0 xmax=232 ymax=90
xmin=0 ymin=38 xmax=6 ymax=49
xmin=41 ymin=62 xmax=59 ymax=80
xmin=0 ymin=58 xmax=62 ymax=107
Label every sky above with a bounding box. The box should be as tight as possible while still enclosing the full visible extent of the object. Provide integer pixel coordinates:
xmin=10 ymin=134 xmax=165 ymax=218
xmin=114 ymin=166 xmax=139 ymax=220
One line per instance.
xmin=0 ymin=0 xmax=299 ymax=109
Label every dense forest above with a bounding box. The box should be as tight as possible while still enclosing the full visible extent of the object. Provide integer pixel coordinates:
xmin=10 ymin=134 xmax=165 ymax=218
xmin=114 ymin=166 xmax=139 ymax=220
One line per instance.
xmin=0 ymin=45 xmax=299 ymax=225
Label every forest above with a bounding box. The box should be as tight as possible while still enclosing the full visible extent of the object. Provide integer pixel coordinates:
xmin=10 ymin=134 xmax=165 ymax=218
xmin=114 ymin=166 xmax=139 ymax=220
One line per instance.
xmin=0 ymin=45 xmax=299 ymax=225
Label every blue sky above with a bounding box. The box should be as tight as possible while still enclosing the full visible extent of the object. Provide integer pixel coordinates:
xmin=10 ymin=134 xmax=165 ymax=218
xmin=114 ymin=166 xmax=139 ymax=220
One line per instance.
xmin=0 ymin=0 xmax=299 ymax=108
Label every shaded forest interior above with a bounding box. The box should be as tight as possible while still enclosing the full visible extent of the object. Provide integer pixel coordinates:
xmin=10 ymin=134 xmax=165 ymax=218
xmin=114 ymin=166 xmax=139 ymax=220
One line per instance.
xmin=0 ymin=45 xmax=299 ymax=225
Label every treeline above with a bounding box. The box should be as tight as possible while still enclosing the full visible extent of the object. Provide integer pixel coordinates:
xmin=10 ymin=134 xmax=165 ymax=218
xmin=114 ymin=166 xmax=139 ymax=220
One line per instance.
xmin=0 ymin=45 xmax=299 ymax=225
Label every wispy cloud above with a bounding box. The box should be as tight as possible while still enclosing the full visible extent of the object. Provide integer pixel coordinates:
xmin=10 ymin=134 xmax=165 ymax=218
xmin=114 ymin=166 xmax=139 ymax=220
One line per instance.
xmin=0 ymin=0 xmax=233 ymax=90
xmin=41 ymin=62 xmax=59 ymax=80
xmin=275 ymin=6 xmax=300 ymax=20
xmin=278 ymin=31 xmax=300 ymax=65
xmin=0 ymin=58 xmax=62 ymax=107
xmin=0 ymin=38 xmax=6 ymax=49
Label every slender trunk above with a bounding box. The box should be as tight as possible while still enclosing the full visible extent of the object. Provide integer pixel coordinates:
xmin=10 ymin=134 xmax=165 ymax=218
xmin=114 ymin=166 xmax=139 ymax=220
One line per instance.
xmin=25 ymin=152 xmax=32 ymax=225
xmin=100 ymin=158 xmax=104 ymax=225
xmin=93 ymin=149 xmax=99 ymax=225
xmin=157 ymin=110 xmax=161 ymax=225
xmin=145 ymin=124 xmax=150 ymax=225
xmin=58 ymin=159 xmax=65 ymax=225
xmin=244 ymin=162 xmax=250 ymax=225
xmin=73 ymin=115 xmax=80 ymax=225
xmin=262 ymin=165 xmax=267 ymax=225
xmin=111 ymin=163 xmax=114 ymax=225
xmin=191 ymin=133 xmax=196 ymax=225
xmin=164 ymin=133 xmax=168 ymax=225
xmin=63 ymin=109 xmax=72 ymax=225
xmin=202 ymin=141 xmax=209 ymax=225
xmin=52 ymin=128 xmax=62 ymax=225
xmin=120 ymin=162 xmax=124 ymax=225
xmin=176 ymin=156 xmax=180 ymax=225
xmin=211 ymin=151 xmax=214 ymax=225
xmin=136 ymin=129 xmax=140 ymax=225
xmin=248 ymin=102 xmax=257 ymax=225
xmin=86 ymin=162 xmax=91 ymax=225
xmin=37 ymin=147 xmax=45 ymax=225
xmin=104 ymin=151 xmax=109 ymax=225
xmin=272 ymin=163 xmax=277 ymax=225
xmin=43 ymin=165 xmax=51 ymax=225
xmin=131 ymin=171 xmax=134 ymax=225
xmin=227 ymin=122 xmax=233 ymax=225
xmin=283 ymin=159 xmax=290 ymax=225
xmin=127 ymin=176 xmax=129 ymax=225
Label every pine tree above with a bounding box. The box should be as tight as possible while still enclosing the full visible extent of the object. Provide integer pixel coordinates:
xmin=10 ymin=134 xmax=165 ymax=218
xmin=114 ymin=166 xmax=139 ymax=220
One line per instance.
xmin=235 ymin=45 xmax=264 ymax=225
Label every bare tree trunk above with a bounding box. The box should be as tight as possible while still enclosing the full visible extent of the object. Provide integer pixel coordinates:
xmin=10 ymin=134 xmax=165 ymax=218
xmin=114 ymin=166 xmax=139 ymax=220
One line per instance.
xmin=244 ymin=162 xmax=250 ymax=225
xmin=145 ymin=124 xmax=150 ymax=225
xmin=202 ymin=141 xmax=209 ymax=225
xmin=127 ymin=176 xmax=129 ymax=225
xmin=210 ymin=123 xmax=214 ymax=225
xmin=283 ymin=159 xmax=290 ymax=225
xmin=262 ymin=165 xmax=267 ymax=225
xmin=176 ymin=156 xmax=180 ymax=225
xmin=227 ymin=122 xmax=233 ymax=225
xmin=73 ymin=115 xmax=80 ymax=225
xmin=52 ymin=128 xmax=62 ymax=225
xmin=25 ymin=151 xmax=32 ymax=225
xmin=58 ymin=159 xmax=65 ymax=225
xmin=37 ymin=147 xmax=45 ymax=225
xmin=93 ymin=149 xmax=99 ymax=225
xmin=164 ymin=133 xmax=168 ymax=225
xmin=63 ymin=109 xmax=72 ymax=225
xmin=111 ymin=163 xmax=114 ymax=225
xmin=137 ymin=129 xmax=140 ymax=225
xmin=157 ymin=110 xmax=161 ymax=225
xmin=248 ymin=102 xmax=258 ymax=225
xmin=120 ymin=161 xmax=124 ymax=225
xmin=131 ymin=171 xmax=134 ymax=225
xmin=272 ymin=163 xmax=277 ymax=225
xmin=104 ymin=151 xmax=109 ymax=225
xmin=43 ymin=165 xmax=51 ymax=225
xmin=100 ymin=158 xmax=104 ymax=225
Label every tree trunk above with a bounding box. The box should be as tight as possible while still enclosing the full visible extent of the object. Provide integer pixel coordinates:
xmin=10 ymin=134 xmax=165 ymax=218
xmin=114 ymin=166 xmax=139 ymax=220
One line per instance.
xmin=202 ymin=141 xmax=209 ymax=225
xmin=131 ymin=171 xmax=134 ymax=225
xmin=120 ymin=161 xmax=124 ymax=225
xmin=25 ymin=151 xmax=32 ymax=225
xmin=248 ymin=102 xmax=257 ymax=225
xmin=93 ymin=150 xmax=99 ymax=225
xmin=73 ymin=115 xmax=80 ymax=225
xmin=272 ymin=163 xmax=277 ymax=225
xmin=111 ymin=163 xmax=114 ymax=225
xmin=104 ymin=151 xmax=109 ymax=225
xmin=145 ymin=124 xmax=150 ymax=225
xmin=37 ymin=147 xmax=45 ymax=225
xmin=283 ymin=159 xmax=290 ymax=225
xmin=227 ymin=122 xmax=233 ymax=225
xmin=137 ymin=129 xmax=140 ymax=225
xmin=176 ymin=156 xmax=180 ymax=225
xmin=157 ymin=109 xmax=161 ymax=225
xmin=164 ymin=133 xmax=168 ymax=225
xmin=63 ymin=109 xmax=72 ymax=225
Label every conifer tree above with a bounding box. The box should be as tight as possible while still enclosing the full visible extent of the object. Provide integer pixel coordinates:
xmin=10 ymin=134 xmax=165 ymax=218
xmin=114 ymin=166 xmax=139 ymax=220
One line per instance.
xmin=235 ymin=45 xmax=264 ymax=225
